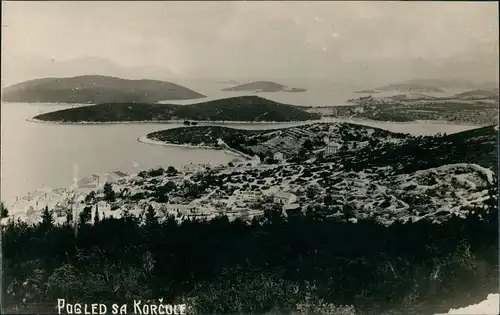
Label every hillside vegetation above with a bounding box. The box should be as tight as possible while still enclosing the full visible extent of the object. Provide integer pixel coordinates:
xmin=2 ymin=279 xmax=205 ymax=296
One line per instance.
xmin=2 ymin=177 xmax=497 ymax=315
xmin=32 ymin=96 xmax=321 ymax=122
xmin=341 ymin=125 xmax=498 ymax=174
xmin=1 ymin=75 xmax=205 ymax=104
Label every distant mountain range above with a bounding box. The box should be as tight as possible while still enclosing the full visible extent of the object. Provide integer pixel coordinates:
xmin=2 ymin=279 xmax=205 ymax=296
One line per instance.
xmin=375 ymin=84 xmax=445 ymax=93
xmin=403 ymin=79 xmax=498 ymax=90
xmin=222 ymin=81 xmax=307 ymax=93
xmin=1 ymin=75 xmax=205 ymax=104
xmin=354 ymin=79 xmax=498 ymax=96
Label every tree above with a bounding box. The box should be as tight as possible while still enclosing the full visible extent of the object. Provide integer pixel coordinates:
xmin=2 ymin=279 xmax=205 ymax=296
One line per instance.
xmin=103 ymin=182 xmax=115 ymax=202
xmin=323 ymin=195 xmax=334 ymax=206
xmin=165 ymin=181 xmax=177 ymax=191
xmin=79 ymin=206 xmax=92 ymax=224
xmin=0 ymin=202 xmax=8 ymax=218
xmin=315 ymin=151 xmax=325 ymax=163
xmin=342 ymin=204 xmax=355 ymax=219
xmin=306 ymin=185 xmax=320 ymax=200
xmin=263 ymin=203 xmax=285 ymax=225
xmin=41 ymin=206 xmax=54 ymax=228
xmin=155 ymin=188 xmax=169 ymax=203
xmin=486 ymin=177 xmax=498 ymax=212
xmin=65 ymin=209 xmax=73 ymax=224
xmin=298 ymin=147 xmax=308 ymax=161
xmin=166 ymin=166 xmax=179 ymax=176
xmin=94 ymin=206 xmax=100 ymax=225
xmin=144 ymin=205 xmax=158 ymax=227
xmin=303 ymin=139 xmax=314 ymax=151
xmin=85 ymin=191 xmax=96 ymax=203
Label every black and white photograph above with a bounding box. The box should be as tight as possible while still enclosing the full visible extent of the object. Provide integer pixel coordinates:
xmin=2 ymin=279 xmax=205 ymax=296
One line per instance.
xmin=1 ymin=1 xmax=499 ymax=314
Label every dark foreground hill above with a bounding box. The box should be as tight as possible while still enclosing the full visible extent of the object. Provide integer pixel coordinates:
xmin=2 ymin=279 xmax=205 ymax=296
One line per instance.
xmin=32 ymin=95 xmax=321 ymax=122
xmin=1 ymin=75 xmax=205 ymax=104
xmin=2 ymin=182 xmax=497 ymax=315
xmin=222 ymin=81 xmax=307 ymax=92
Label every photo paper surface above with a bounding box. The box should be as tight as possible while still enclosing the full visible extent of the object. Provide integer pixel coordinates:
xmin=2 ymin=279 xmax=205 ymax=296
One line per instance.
xmin=1 ymin=2 xmax=498 ymax=314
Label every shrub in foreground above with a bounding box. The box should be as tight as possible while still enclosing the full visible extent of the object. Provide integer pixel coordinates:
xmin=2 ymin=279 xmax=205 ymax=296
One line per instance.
xmin=1 ymin=203 xmax=497 ymax=314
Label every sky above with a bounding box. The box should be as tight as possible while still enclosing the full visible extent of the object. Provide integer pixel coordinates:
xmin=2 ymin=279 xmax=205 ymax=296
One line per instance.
xmin=1 ymin=1 xmax=499 ymax=84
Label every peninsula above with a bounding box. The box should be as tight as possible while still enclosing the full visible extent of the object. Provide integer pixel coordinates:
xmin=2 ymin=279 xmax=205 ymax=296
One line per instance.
xmin=454 ymin=89 xmax=499 ymax=99
xmin=1 ymin=75 xmax=206 ymax=104
xmin=32 ymin=95 xmax=321 ymax=123
xmin=336 ymin=87 xmax=499 ymax=125
xmin=354 ymin=89 xmax=380 ymax=94
xmin=375 ymin=83 xmax=445 ymax=93
xmin=145 ymin=123 xmax=497 ymax=174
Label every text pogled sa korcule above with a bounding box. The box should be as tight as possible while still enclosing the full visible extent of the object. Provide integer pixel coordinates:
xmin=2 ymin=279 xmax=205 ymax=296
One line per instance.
xmin=57 ymin=298 xmax=187 ymax=315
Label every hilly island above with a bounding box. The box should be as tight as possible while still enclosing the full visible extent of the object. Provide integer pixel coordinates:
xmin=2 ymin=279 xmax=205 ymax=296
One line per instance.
xmin=1 ymin=75 xmax=206 ymax=104
xmin=222 ymin=81 xmax=307 ymax=92
xmin=32 ymin=95 xmax=321 ymax=123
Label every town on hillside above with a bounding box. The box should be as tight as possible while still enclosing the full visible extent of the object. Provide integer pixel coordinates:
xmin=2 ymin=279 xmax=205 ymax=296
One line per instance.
xmin=4 ymin=122 xmax=496 ymax=228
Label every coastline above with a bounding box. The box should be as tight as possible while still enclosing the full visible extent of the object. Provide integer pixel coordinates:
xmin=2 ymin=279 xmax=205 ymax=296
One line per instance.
xmin=27 ymin=116 xmax=486 ymax=129
xmin=333 ymin=117 xmax=485 ymax=128
xmin=137 ymin=135 xmax=249 ymax=159
xmin=27 ymin=117 xmax=320 ymax=126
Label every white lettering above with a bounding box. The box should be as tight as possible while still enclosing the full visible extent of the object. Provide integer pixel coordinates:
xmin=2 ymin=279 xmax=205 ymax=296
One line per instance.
xmin=57 ymin=299 xmax=66 ymax=314
xmin=134 ymin=300 xmax=143 ymax=314
xmin=100 ymin=304 xmax=107 ymax=314
xmin=150 ymin=304 xmax=158 ymax=315
xmin=178 ymin=304 xmax=187 ymax=315
xmin=119 ymin=304 xmax=127 ymax=314
xmin=74 ymin=303 xmax=82 ymax=315
xmin=57 ymin=302 xmax=108 ymax=315
xmin=158 ymin=304 xmax=165 ymax=315
xmin=165 ymin=305 xmax=173 ymax=315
